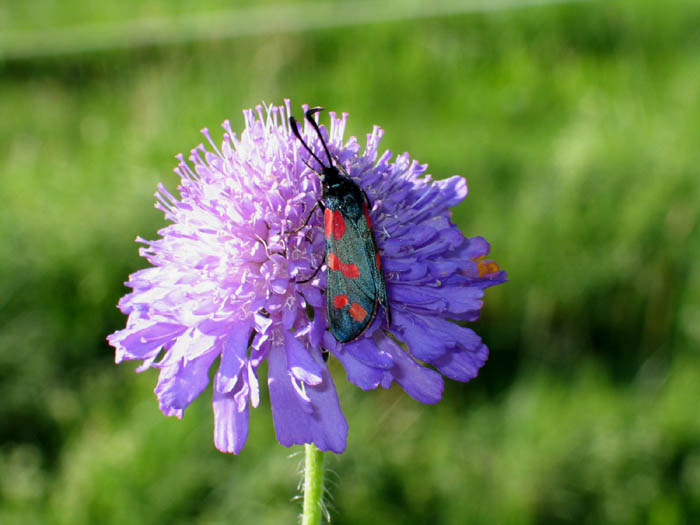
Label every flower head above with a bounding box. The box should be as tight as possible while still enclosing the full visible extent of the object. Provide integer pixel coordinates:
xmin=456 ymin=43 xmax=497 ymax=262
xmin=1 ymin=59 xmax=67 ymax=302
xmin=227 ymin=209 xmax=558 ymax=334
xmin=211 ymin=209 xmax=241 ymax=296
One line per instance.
xmin=107 ymin=101 xmax=506 ymax=454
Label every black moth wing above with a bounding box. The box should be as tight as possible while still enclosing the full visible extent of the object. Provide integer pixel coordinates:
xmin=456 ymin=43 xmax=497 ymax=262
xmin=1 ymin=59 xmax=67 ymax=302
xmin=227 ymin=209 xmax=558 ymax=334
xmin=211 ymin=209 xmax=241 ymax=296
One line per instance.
xmin=360 ymin=191 xmax=391 ymax=327
xmin=324 ymin=188 xmax=381 ymax=343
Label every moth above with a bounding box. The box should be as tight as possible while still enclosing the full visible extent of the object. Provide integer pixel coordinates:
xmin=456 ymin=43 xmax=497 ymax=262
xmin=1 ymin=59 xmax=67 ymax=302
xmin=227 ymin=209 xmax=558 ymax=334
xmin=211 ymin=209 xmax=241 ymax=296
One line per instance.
xmin=290 ymin=108 xmax=391 ymax=343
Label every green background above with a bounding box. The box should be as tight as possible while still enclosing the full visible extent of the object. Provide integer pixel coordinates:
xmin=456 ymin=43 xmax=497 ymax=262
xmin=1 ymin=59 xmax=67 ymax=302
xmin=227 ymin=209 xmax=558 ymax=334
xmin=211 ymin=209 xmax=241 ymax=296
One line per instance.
xmin=1 ymin=0 xmax=699 ymax=523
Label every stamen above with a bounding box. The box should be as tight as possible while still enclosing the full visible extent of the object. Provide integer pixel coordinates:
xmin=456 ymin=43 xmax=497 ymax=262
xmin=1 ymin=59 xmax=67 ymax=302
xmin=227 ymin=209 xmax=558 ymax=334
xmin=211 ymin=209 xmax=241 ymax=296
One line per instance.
xmin=200 ymin=127 xmax=223 ymax=158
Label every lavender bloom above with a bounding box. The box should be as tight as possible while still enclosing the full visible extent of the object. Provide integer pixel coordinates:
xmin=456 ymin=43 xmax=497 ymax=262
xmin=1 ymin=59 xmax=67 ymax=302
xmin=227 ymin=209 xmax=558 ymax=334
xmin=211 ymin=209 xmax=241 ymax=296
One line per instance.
xmin=107 ymin=102 xmax=506 ymax=454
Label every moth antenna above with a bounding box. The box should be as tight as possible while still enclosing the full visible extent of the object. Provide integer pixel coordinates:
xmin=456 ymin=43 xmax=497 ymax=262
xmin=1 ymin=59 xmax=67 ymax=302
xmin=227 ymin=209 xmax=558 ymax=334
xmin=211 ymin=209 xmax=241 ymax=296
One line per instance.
xmin=289 ymin=116 xmax=326 ymax=169
xmin=304 ymin=107 xmax=334 ymax=167
xmin=301 ymin=156 xmax=320 ymax=175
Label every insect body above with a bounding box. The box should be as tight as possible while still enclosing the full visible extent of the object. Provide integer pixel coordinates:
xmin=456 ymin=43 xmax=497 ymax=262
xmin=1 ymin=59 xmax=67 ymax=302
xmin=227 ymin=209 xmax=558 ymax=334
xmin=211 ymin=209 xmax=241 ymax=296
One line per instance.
xmin=290 ymin=108 xmax=390 ymax=343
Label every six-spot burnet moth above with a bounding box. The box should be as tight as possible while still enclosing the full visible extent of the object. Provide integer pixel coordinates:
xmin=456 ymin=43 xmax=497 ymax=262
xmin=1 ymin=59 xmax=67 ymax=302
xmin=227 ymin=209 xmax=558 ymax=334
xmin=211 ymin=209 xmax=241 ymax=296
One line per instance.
xmin=289 ymin=107 xmax=391 ymax=343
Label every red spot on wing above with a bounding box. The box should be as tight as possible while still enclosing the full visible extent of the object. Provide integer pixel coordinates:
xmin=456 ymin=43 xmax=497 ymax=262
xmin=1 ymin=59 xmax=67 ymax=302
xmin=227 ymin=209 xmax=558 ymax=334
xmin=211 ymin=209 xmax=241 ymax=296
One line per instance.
xmin=332 ymin=210 xmax=346 ymax=239
xmin=333 ymin=294 xmax=349 ymax=309
xmin=362 ymin=203 xmax=373 ymax=229
xmin=376 ymin=252 xmax=381 ymax=270
xmin=348 ymin=302 xmax=368 ymax=322
xmin=325 ymin=209 xmax=347 ymax=240
xmin=324 ymin=208 xmax=332 ymax=239
xmin=340 ymin=262 xmax=359 ymax=278
xmin=328 ymin=253 xmax=340 ymax=270
xmin=327 ymin=252 xmax=360 ymax=279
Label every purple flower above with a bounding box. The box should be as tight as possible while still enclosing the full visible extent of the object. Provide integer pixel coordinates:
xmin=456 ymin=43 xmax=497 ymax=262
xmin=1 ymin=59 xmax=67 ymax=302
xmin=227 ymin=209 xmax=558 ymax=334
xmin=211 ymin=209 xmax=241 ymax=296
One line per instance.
xmin=107 ymin=101 xmax=506 ymax=454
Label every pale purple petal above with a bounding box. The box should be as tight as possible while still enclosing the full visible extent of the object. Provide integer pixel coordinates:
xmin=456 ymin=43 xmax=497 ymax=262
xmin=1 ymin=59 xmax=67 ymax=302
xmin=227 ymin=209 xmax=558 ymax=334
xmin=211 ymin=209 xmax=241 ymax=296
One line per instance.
xmin=213 ymin=383 xmax=250 ymax=454
xmin=268 ymin=345 xmax=348 ymax=453
xmin=342 ymin=336 xmax=394 ymax=370
xmin=376 ymin=335 xmax=444 ymax=404
xmin=109 ymin=321 xmax=185 ymax=363
xmin=392 ymin=310 xmax=482 ymax=362
xmin=155 ymin=347 xmax=219 ymax=417
xmin=217 ymin=319 xmax=254 ymax=393
xmin=331 ymin=345 xmax=384 ymax=391
xmin=433 ymin=343 xmax=489 ymax=382
xmin=285 ymin=331 xmax=323 ymax=385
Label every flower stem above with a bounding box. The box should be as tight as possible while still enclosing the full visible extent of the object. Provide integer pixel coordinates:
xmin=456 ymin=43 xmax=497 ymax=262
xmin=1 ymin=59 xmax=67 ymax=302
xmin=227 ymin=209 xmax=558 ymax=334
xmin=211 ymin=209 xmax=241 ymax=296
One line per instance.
xmin=302 ymin=443 xmax=325 ymax=525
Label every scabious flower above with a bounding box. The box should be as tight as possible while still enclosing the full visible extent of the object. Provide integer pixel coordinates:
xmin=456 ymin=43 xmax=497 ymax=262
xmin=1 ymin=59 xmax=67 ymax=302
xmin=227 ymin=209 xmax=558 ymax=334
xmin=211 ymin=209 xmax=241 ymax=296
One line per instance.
xmin=107 ymin=101 xmax=506 ymax=454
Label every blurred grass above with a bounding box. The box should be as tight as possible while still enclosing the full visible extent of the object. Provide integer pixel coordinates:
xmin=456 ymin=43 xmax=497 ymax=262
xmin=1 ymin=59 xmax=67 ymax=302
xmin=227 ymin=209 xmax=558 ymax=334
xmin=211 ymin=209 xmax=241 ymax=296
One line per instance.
xmin=1 ymin=0 xmax=699 ymax=523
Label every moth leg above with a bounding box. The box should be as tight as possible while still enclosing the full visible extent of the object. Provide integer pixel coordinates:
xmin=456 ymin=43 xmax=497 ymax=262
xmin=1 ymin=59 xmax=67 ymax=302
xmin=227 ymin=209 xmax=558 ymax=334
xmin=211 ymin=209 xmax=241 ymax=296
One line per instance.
xmin=296 ymin=251 xmax=325 ymax=284
xmin=301 ymin=156 xmax=323 ymax=176
xmin=289 ymin=201 xmax=320 ymax=234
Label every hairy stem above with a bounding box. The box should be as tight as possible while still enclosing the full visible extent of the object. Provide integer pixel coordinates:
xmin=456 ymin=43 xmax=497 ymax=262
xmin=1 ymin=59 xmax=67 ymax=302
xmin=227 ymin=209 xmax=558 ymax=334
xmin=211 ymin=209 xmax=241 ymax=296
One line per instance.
xmin=301 ymin=443 xmax=325 ymax=525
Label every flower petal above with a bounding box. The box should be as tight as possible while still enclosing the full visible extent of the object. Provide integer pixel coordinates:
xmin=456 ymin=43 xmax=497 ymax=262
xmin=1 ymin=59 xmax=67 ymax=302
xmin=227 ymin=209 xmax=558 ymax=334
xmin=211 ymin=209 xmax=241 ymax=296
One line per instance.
xmin=268 ymin=344 xmax=348 ymax=453
xmin=285 ymin=332 xmax=323 ymax=385
xmin=213 ymin=382 xmax=250 ymax=454
xmin=109 ymin=322 xmax=185 ymax=363
xmin=392 ymin=310 xmax=482 ymax=362
xmin=155 ymin=347 xmax=219 ymax=417
xmin=331 ymin=345 xmax=384 ymax=391
xmin=376 ymin=335 xmax=444 ymax=404
xmin=433 ymin=343 xmax=489 ymax=383
xmin=342 ymin=335 xmax=394 ymax=370
xmin=216 ymin=319 xmax=253 ymax=393
xmin=434 ymin=175 xmax=468 ymax=207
